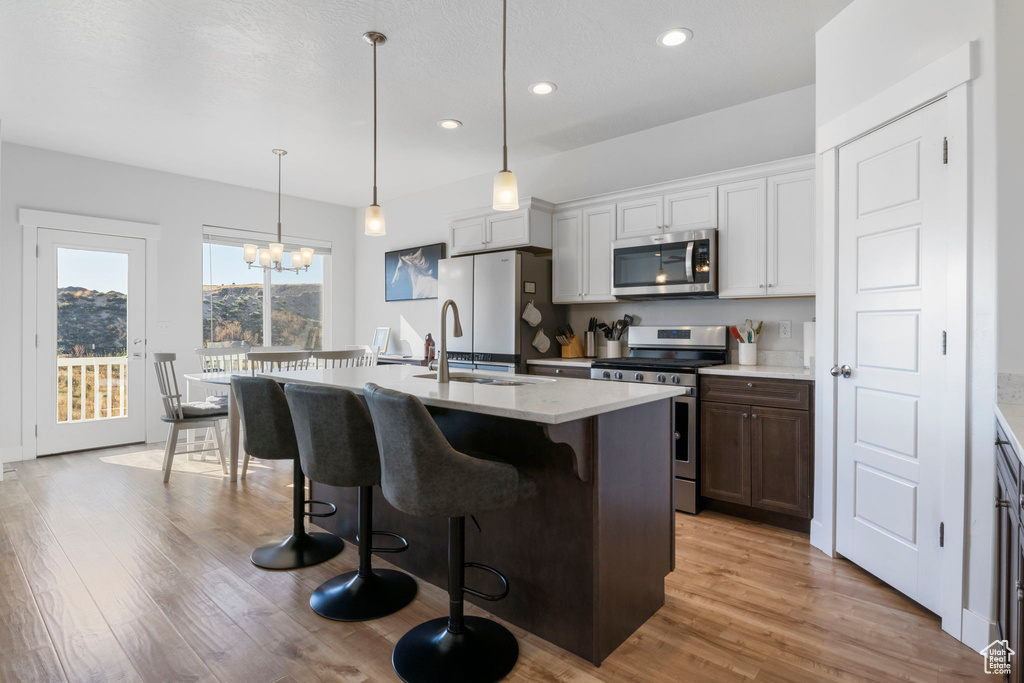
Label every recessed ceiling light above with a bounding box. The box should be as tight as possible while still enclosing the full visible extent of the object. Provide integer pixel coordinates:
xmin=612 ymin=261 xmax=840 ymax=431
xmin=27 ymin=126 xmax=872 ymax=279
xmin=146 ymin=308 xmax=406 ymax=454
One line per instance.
xmin=437 ymin=119 xmax=462 ymax=129
xmin=657 ymin=28 xmax=693 ymax=47
xmin=529 ymin=82 xmax=557 ymax=95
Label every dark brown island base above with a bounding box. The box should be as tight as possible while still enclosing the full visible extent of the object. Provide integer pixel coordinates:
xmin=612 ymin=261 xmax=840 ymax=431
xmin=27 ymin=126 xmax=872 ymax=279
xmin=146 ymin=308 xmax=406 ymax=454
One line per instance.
xmin=310 ymin=399 xmax=673 ymax=666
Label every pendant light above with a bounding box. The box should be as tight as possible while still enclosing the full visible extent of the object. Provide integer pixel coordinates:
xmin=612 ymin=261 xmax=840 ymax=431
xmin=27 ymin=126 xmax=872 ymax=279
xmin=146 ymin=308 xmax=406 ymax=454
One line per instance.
xmin=243 ymin=149 xmax=314 ymax=273
xmin=492 ymin=0 xmax=519 ymax=211
xmin=364 ymin=31 xmax=387 ymax=236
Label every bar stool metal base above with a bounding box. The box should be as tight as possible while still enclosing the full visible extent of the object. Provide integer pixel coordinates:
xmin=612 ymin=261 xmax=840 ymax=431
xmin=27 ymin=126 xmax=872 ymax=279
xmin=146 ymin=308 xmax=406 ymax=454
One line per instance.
xmin=250 ymin=531 xmax=343 ymax=570
xmin=310 ymin=569 xmax=417 ymax=621
xmin=392 ymin=616 xmax=519 ymax=683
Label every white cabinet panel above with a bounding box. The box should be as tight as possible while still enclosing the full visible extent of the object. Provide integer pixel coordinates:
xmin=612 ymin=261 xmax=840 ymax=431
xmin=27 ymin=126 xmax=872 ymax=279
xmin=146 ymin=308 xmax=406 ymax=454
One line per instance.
xmin=616 ymin=196 xmax=663 ymax=239
xmin=718 ymin=178 xmax=767 ymax=298
xmin=767 ymin=170 xmax=815 ymax=296
xmin=664 ymin=187 xmax=717 ymax=232
xmin=486 ymin=211 xmax=530 ymax=250
xmin=582 ymin=204 xmax=616 ymax=302
xmin=450 ymin=216 xmax=487 ymax=255
xmin=552 ymin=210 xmax=582 ymax=303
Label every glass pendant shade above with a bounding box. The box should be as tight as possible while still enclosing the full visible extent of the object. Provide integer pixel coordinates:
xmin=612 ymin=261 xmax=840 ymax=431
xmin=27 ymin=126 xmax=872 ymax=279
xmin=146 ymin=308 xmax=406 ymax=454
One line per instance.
xmin=300 ymin=247 xmax=315 ymax=266
xmin=243 ymin=243 xmax=258 ymax=264
xmin=259 ymin=249 xmax=271 ymax=267
xmin=269 ymin=242 xmax=284 ymax=263
xmin=656 ymin=268 xmax=667 ymax=284
xmin=290 ymin=252 xmax=303 ymax=268
xmin=365 ymin=204 xmax=386 ymax=236
xmin=492 ymin=170 xmax=519 ymax=211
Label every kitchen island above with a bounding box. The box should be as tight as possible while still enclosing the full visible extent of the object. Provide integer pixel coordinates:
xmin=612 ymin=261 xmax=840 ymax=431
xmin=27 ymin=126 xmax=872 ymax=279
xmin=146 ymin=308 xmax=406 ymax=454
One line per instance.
xmin=264 ymin=364 xmax=684 ymax=665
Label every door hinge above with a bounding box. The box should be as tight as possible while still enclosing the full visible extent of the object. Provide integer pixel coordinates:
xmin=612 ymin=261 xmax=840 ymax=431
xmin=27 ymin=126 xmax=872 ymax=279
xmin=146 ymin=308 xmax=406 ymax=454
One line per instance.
xmin=942 ymin=331 xmax=947 ymax=355
xmin=939 ymin=522 xmax=945 ymax=547
xmin=34 ymin=425 xmax=38 ymax=437
xmin=35 ymin=334 xmax=38 ymax=348
xmin=35 ymin=245 xmax=39 ymax=258
xmin=942 ymin=137 xmax=948 ymax=164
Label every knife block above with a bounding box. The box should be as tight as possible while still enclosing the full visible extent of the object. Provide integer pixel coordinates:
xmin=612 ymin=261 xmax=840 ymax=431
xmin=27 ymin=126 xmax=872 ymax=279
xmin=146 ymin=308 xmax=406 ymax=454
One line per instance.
xmin=561 ymin=335 xmax=585 ymax=359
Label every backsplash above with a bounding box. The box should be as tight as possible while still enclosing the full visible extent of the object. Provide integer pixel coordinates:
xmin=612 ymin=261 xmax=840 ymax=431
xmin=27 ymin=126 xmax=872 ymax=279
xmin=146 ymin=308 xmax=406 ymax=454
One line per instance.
xmin=728 ymin=348 xmax=805 ymax=368
xmin=999 ymin=373 xmax=1024 ymax=404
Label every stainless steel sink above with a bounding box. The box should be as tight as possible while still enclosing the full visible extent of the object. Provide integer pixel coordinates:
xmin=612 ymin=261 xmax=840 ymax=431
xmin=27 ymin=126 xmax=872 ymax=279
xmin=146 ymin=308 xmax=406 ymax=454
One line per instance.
xmin=413 ymin=373 xmax=550 ymax=386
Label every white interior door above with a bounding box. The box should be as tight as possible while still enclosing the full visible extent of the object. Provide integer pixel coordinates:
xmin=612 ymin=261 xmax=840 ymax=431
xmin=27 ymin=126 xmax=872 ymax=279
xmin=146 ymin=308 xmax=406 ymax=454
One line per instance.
xmin=36 ymin=229 xmax=147 ymax=455
xmin=835 ymin=99 xmax=948 ymax=614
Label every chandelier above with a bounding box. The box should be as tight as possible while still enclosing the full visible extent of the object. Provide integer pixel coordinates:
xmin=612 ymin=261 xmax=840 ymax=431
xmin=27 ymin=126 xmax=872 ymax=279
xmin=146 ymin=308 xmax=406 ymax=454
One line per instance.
xmin=243 ymin=149 xmax=314 ymax=272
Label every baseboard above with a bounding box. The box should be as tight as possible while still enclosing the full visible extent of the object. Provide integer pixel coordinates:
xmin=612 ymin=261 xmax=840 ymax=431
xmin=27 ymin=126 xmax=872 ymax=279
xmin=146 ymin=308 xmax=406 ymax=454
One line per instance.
xmin=961 ymin=607 xmax=998 ymax=653
xmin=0 ymin=446 xmax=25 ymax=464
xmin=809 ymin=518 xmax=835 ymax=557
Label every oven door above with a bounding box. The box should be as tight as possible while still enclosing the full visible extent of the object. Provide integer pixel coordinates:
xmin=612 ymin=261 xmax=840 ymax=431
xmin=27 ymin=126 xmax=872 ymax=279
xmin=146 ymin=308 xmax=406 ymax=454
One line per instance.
xmin=611 ymin=229 xmax=716 ymax=298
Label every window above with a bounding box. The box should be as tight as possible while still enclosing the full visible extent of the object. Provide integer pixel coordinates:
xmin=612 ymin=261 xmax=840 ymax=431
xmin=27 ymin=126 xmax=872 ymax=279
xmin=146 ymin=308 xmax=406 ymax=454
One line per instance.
xmin=202 ymin=231 xmax=329 ymax=350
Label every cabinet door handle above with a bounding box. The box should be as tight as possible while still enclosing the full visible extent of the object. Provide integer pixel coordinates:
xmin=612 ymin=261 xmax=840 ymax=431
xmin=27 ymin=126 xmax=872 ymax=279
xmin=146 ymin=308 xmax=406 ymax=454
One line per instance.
xmin=747 ymin=382 xmax=754 ymax=387
xmin=1019 ymin=492 xmax=1023 ymax=509
xmin=996 ymin=498 xmax=1011 ymax=508
xmin=768 ymin=283 xmax=774 ymax=288
xmin=742 ymin=413 xmax=748 ymax=418
xmin=751 ymin=414 xmax=758 ymax=419
xmin=1017 ymin=580 xmax=1022 ymax=603
xmin=759 ymin=284 xmax=764 ymax=288
xmin=555 ymin=369 xmax=562 ymax=374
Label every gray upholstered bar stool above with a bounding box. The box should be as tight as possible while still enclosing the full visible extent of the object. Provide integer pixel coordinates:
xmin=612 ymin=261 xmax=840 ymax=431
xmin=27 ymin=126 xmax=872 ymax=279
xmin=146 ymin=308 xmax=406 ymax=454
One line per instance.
xmin=284 ymin=383 xmax=418 ymax=621
xmin=232 ymin=376 xmax=344 ymax=570
xmin=363 ymin=383 xmax=536 ymax=683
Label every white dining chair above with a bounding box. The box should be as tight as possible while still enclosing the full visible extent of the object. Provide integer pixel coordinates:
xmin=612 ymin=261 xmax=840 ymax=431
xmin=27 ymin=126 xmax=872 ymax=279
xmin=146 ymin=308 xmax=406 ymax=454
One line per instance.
xmin=247 ymin=350 xmax=312 ymax=372
xmin=152 ymin=353 xmax=228 ymax=482
xmin=195 ymin=344 xmax=252 ymax=373
xmin=312 ymin=350 xmax=365 ymax=368
xmin=344 ymin=345 xmax=380 ymax=367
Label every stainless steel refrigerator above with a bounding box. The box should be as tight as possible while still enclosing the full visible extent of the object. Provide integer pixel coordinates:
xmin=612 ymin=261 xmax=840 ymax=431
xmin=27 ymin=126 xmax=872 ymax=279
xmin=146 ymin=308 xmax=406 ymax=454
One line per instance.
xmin=437 ymin=250 xmax=563 ymax=373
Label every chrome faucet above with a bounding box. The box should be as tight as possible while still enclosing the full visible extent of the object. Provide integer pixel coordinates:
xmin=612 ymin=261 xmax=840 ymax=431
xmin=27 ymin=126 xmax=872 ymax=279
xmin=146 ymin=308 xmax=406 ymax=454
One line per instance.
xmin=438 ymin=299 xmax=463 ymax=384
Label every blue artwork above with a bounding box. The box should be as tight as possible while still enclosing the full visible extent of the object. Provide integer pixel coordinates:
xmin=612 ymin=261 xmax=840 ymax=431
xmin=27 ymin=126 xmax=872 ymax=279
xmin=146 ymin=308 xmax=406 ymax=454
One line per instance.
xmin=384 ymin=242 xmax=445 ymax=302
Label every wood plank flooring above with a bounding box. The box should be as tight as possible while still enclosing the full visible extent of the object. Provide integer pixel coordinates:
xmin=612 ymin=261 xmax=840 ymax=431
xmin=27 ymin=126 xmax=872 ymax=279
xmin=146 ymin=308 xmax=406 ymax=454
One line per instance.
xmin=0 ymin=444 xmax=986 ymax=682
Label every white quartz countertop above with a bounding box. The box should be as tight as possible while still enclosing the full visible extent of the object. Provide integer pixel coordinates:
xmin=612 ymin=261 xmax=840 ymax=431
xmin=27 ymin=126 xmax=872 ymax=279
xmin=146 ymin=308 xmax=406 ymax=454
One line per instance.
xmin=261 ymin=364 xmax=685 ymax=425
xmin=526 ymin=357 xmax=594 ymax=368
xmin=996 ymin=403 xmax=1024 ymax=461
xmin=698 ymin=364 xmax=812 ymax=380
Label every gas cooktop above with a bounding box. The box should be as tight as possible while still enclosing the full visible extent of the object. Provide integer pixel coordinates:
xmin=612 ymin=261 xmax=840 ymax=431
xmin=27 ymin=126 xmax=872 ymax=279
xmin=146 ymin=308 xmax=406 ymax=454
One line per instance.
xmin=589 ymin=325 xmax=729 ymax=386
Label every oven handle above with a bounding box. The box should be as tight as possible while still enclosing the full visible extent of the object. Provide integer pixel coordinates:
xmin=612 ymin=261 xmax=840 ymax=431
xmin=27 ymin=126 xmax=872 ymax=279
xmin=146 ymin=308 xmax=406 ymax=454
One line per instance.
xmin=674 ymin=394 xmax=697 ymax=464
xmin=684 ymin=242 xmax=694 ymax=283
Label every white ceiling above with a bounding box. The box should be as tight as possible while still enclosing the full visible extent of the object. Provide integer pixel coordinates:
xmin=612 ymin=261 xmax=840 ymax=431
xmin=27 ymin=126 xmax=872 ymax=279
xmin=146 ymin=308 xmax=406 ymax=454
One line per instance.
xmin=0 ymin=0 xmax=849 ymax=207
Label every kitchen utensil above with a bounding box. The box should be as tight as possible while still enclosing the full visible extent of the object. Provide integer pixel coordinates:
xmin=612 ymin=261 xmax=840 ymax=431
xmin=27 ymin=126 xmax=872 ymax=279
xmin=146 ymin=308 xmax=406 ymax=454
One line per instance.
xmin=597 ymin=322 xmax=612 ymax=339
xmin=566 ymin=322 xmax=575 ymax=337
xmin=584 ymin=331 xmax=597 ymax=357
xmin=729 ymin=326 xmax=743 ymax=342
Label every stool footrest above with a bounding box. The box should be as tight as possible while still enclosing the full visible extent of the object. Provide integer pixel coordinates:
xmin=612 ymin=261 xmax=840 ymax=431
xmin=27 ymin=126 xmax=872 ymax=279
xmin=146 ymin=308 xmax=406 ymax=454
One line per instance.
xmin=463 ymin=562 xmax=509 ymax=601
xmin=354 ymin=531 xmax=410 ymax=554
xmin=304 ymin=499 xmax=338 ymax=519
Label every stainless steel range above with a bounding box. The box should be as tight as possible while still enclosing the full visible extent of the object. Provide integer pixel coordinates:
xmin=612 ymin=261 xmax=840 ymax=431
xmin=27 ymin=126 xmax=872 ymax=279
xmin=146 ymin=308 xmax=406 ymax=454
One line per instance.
xmin=590 ymin=325 xmax=729 ymax=514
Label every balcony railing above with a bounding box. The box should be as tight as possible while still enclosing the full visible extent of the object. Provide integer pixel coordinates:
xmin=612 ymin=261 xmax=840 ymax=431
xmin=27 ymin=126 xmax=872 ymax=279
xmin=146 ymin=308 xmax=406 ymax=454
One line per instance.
xmin=57 ymin=356 xmax=128 ymax=422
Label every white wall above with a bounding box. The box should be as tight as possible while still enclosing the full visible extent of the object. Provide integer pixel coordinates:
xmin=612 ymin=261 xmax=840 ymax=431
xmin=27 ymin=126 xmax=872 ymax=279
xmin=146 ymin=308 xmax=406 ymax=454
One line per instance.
xmin=816 ymin=0 xmax=1001 ymax=645
xmin=0 ymin=142 xmax=357 ymax=458
xmin=353 ymin=86 xmax=817 ymax=359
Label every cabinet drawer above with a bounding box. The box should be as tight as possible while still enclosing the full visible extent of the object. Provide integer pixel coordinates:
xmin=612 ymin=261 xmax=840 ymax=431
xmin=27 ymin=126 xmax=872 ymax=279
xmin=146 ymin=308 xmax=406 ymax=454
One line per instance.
xmin=700 ymin=376 xmax=810 ymax=410
xmin=528 ymin=364 xmax=591 ymax=379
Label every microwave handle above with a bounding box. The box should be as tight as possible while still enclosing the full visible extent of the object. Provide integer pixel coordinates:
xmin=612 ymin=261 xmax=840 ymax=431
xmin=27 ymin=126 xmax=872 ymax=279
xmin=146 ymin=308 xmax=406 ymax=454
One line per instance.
xmin=685 ymin=242 xmax=694 ymax=283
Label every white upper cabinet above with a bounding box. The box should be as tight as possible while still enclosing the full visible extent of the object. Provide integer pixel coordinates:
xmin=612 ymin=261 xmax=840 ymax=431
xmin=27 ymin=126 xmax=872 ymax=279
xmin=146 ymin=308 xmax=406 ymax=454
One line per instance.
xmin=552 ymin=204 xmax=617 ymax=304
xmin=767 ymin=170 xmax=815 ymax=296
xmin=552 ymin=210 xmax=582 ymax=303
xmin=581 ymin=204 xmax=616 ymax=302
xmin=450 ymin=216 xmax=488 ymax=255
xmin=616 ymin=196 xmax=664 ymax=239
xmin=664 ymin=187 xmax=717 ymax=232
xmin=718 ymin=178 xmax=767 ymax=298
xmin=449 ymin=198 xmax=553 ymax=256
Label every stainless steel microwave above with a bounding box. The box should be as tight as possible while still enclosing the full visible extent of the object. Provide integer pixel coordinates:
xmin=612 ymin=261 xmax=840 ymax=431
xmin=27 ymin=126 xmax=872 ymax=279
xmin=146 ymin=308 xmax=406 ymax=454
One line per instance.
xmin=610 ymin=229 xmax=718 ymax=299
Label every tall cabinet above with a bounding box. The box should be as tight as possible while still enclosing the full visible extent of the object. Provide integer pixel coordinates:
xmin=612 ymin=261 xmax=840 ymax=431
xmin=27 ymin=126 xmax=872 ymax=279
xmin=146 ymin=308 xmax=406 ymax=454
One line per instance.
xmin=552 ymin=203 xmax=616 ymax=303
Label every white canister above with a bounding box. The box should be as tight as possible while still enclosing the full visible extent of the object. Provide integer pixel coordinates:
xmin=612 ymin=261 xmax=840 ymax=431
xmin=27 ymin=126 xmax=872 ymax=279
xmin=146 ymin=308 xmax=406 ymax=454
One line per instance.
xmin=738 ymin=343 xmax=758 ymax=366
xmin=603 ymin=340 xmax=623 ymax=358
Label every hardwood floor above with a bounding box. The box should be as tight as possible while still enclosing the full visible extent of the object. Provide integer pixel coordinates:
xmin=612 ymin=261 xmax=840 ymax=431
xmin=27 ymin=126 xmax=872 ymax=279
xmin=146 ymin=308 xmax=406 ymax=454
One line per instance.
xmin=0 ymin=444 xmax=985 ymax=682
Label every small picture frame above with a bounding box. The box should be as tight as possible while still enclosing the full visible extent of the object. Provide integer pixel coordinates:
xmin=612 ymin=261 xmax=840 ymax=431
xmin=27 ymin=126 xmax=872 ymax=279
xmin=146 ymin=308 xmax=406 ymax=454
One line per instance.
xmin=372 ymin=326 xmax=391 ymax=354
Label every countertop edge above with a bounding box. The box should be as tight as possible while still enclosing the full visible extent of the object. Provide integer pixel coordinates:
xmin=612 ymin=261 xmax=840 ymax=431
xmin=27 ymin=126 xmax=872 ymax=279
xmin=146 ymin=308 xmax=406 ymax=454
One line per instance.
xmin=698 ymin=365 xmax=812 ymax=380
xmin=996 ymin=404 xmax=1024 ymax=464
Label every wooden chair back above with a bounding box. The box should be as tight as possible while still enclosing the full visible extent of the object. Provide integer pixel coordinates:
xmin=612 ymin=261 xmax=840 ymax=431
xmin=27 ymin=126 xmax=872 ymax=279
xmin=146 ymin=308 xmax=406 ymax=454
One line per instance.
xmin=247 ymin=350 xmax=312 ymax=372
xmin=152 ymin=352 xmax=184 ymax=420
xmin=312 ymin=350 xmax=365 ymax=368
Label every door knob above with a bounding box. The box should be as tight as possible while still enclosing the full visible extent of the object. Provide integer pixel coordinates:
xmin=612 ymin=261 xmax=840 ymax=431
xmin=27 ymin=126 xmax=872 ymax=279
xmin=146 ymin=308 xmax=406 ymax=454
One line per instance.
xmin=830 ymin=364 xmax=852 ymax=378
xmin=996 ymin=498 xmax=1011 ymax=508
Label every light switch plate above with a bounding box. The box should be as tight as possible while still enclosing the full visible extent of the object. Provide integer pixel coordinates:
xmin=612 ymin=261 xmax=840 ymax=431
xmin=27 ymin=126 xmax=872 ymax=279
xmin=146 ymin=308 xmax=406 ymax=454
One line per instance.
xmin=779 ymin=320 xmax=792 ymax=339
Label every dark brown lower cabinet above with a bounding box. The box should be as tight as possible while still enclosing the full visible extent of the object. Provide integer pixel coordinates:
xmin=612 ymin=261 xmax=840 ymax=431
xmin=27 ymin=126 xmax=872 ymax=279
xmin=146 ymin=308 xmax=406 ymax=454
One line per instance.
xmin=699 ymin=376 xmax=813 ymax=530
xmin=995 ymin=420 xmax=1022 ymax=682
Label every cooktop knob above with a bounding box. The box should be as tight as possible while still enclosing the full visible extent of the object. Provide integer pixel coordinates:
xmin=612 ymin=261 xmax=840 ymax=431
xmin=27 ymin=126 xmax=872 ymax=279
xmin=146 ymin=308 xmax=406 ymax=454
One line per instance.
xmin=634 ymin=372 xmax=644 ymax=381
xmin=671 ymin=375 xmax=680 ymax=384
xmin=657 ymin=374 xmax=666 ymax=383
xmin=602 ymin=370 xmax=611 ymax=379
xmin=613 ymin=371 xmax=623 ymax=380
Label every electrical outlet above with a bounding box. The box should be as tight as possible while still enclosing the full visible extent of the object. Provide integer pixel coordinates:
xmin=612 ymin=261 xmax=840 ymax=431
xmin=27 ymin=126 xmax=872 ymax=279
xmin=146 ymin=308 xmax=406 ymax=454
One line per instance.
xmin=779 ymin=320 xmax=792 ymax=339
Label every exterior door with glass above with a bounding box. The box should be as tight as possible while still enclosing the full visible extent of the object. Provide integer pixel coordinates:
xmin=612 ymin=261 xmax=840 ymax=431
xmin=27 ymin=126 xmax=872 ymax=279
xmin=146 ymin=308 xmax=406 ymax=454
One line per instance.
xmin=36 ymin=229 xmax=147 ymax=455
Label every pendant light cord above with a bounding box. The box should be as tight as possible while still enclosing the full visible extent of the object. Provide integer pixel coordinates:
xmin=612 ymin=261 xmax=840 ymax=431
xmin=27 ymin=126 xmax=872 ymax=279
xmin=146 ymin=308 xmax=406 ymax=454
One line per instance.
xmin=373 ymin=37 xmax=378 ymax=206
xmin=501 ymin=0 xmax=508 ymax=172
xmin=277 ymin=151 xmax=283 ymax=241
